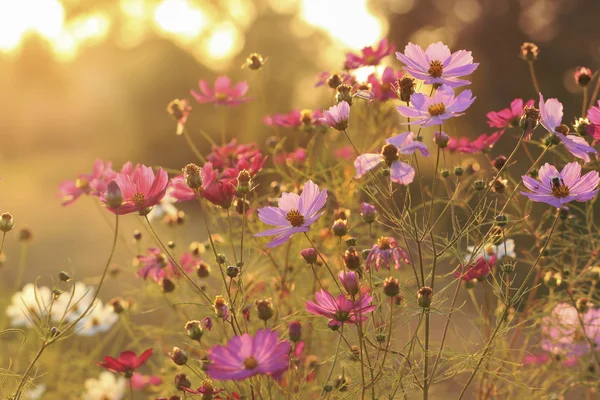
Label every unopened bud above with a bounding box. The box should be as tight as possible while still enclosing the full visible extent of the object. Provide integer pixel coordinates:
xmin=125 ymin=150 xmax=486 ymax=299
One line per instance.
xmin=332 ymin=219 xmax=349 ymax=237
xmin=343 ymin=247 xmax=362 ymax=270
xmin=417 ymin=286 xmax=433 ymax=309
xmin=472 ymin=179 xmax=486 ymax=191
xmin=174 ymin=373 xmax=191 ymax=390
xmin=236 ymin=170 xmax=252 ymax=195
xmin=520 ymin=42 xmax=539 ymax=61
xmin=183 ymin=163 xmax=203 ymax=190
xmin=0 ymin=213 xmax=14 ymax=233
xmin=574 ymin=67 xmax=592 ymax=87
xmin=256 ymin=298 xmax=274 ymax=321
xmin=161 ymin=278 xmax=175 ymax=293
xmin=434 ymin=131 xmax=449 ymax=148
xmin=105 ymin=181 xmax=123 ymax=209
xmin=335 ymin=84 xmax=353 ymax=106
xmin=397 ymin=77 xmax=415 ymax=102
xmin=383 ymin=276 xmax=400 ymax=297
xmin=185 ymin=320 xmax=204 ymax=341
xmin=494 ymin=215 xmax=509 ymax=227
xmin=197 ymin=262 xmax=211 ymax=278
xmin=440 ymin=169 xmax=450 ymax=178
xmin=170 ymin=347 xmax=188 ymax=366
xmin=454 ymin=166 xmax=464 ymax=176
xmin=243 ymin=52 xmax=265 ymax=70
xmin=345 ymin=237 xmax=357 ymax=247
xmin=301 ymin=248 xmax=318 ymax=264
xmin=288 ymin=321 xmax=302 ymax=342
xmin=58 ymin=271 xmax=71 ymax=282
xmin=225 ymin=265 xmax=239 ymax=278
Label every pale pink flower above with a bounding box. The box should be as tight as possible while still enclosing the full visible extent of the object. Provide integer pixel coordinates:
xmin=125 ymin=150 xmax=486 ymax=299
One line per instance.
xmin=191 ymin=76 xmax=251 ymax=106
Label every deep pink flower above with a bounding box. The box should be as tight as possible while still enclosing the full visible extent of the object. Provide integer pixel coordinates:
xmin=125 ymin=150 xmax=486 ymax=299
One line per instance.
xmin=264 ymin=109 xmax=325 ymax=128
xmin=344 ymin=38 xmax=396 ymax=70
xmin=539 ymin=94 xmax=598 ymax=162
xmin=321 ymin=101 xmax=350 ymax=131
xmin=207 ymin=329 xmax=291 ymax=381
xmin=136 ymin=248 xmax=197 ymax=282
xmin=208 ymin=140 xmax=267 ymax=173
xmin=305 ymin=289 xmax=376 ymax=325
xmin=98 ymin=348 xmax=153 ymax=378
xmin=58 ymin=159 xmax=116 ymax=206
xmin=365 ymin=236 xmax=410 ymax=271
xmin=131 ymin=373 xmax=162 ymax=390
xmin=202 ymin=316 xmax=213 ymax=331
xmin=255 ymin=180 xmax=327 ymax=248
xmin=314 ymin=71 xmax=355 ymax=87
xmin=334 ymin=145 xmax=355 ymax=161
xmin=454 ymin=255 xmax=497 ymax=281
xmin=396 ymin=84 xmax=475 ymax=127
xmin=521 ymin=162 xmax=600 ymax=208
xmin=103 ymin=164 xmax=168 ymax=215
xmin=367 ymin=67 xmax=403 ymax=101
xmin=587 ymin=100 xmax=600 ymax=140
xmin=191 ymin=76 xmax=251 ymax=106
xmin=338 ymin=271 xmax=360 ymax=296
xmin=395 ymin=42 xmax=478 ymax=87
xmin=447 ymin=131 xmax=504 ymax=154
xmin=487 ymin=98 xmax=534 ymax=130
xmin=354 ymin=132 xmax=429 ymax=185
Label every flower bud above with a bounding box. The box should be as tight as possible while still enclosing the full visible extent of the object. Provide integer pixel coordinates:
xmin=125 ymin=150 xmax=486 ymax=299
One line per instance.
xmin=360 ymin=203 xmax=377 ymax=224
xmin=174 ymin=373 xmax=191 ymax=390
xmin=343 ymin=247 xmax=362 ymax=270
xmin=243 ymin=52 xmax=265 ymax=70
xmin=183 ymin=163 xmax=203 ymax=190
xmin=338 ymin=271 xmax=360 ymax=296
xmin=519 ymin=106 xmax=540 ymax=138
xmin=335 ymin=84 xmax=353 ymax=106
xmin=0 ymin=213 xmax=15 ymax=233
xmin=288 ymin=321 xmax=302 ymax=342
xmin=59 ymin=271 xmax=71 ymax=282
xmin=133 ymin=230 xmax=142 ymax=241
xmin=440 ymin=169 xmax=450 ymax=178
xmin=501 ymin=261 xmax=515 ymax=274
xmin=434 ymin=131 xmax=449 ymax=148
xmin=256 ymin=298 xmax=274 ymax=321
xmin=105 ymin=181 xmax=123 ymax=209
xmin=520 ymin=42 xmax=539 ymax=61
xmin=361 ymin=248 xmax=371 ymax=260
xmin=328 ymin=320 xmax=341 ymax=331
xmin=301 ymin=248 xmax=318 ymax=264
xmin=185 ymin=320 xmax=204 ymax=341
xmin=454 ymin=166 xmax=464 ymax=176
xmin=493 ymin=155 xmax=507 ymax=170
xmin=417 ymin=286 xmax=433 ymax=309
xmin=491 ymin=178 xmax=507 ymax=194
xmin=327 ymin=73 xmax=343 ymax=89
xmin=472 ymin=179 xmax=486 ymax=191
xmin=376 ymin=333 xmax=386 ymax=342
xmin=225 ymin=265 xmax=239 ymax=278
xmin=397 ymin=77 xmax=415 ymax=103
xmin=383 ymin=277 xmax=400 ymax=297
xmin=236 ymin=170 xmax=252 ymax=195
xmin=170 ymin=347 xmax=188 ymax=366
xmin=574 ymin=67 xmax=592 ymax=87
xmin=494 ymin=214 xmax=509 ymax=227
xmin=196 ymin=262 xmax=210 ymax=278
xmin=215 ymin=253 xmax=226 ymax=264
xmin=574 ymin=117 xmax=591 ymax=136
xmin=161 ymin=278 xmax=175 ymax=293
xmin=345 ymin=237 xmax=357 ymax=247
xmin=332 ymin=219 xmax=349 ymax=237
xmin=234 ymin=198 xmax=250 ymax=215
xmin=18 ymin=228 xmax=32 ymax=242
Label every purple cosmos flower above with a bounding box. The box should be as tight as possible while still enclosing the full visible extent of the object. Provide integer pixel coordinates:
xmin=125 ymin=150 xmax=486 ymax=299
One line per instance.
xmin=395 ymin=42 xmax=479 ymax=87
xmin=367 ymin=67 xmax=403 ymax=101
xmin=539 ymin=94 xmax=598 ymax=163
xmin=396 ymin=85 xmax=475 ymax=127
xmin=487 ymin=98 xmax=535 ymax=130
xmin=365 ymin=237 xmax=410 ymax=271
xmin=321 ymin=101 xmax=350 ymax=131
xmin=207 ymin=329 xmax=291 ymax=381
xmin=305 ymin=289 xmax=376 ymax=325
xmin=541 ymin=303 xmax=600 ymax=358
xmin=255 ymin=180 xmax=327 ymax=248
xmin=344 ymin=38 xmax=395 ymax=70
xmin=447 ymin=131 xmax=504 ymax=154
xmin=191 ymin=76 xmax=251 ymax=106
xmin=520 ymin=162 xmax=600 ymax=208
xmin=354 ymin=132 xmax=429 ymax=185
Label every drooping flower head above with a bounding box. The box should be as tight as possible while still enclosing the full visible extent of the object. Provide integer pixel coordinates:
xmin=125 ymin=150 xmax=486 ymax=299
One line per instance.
xmin=520 ymin=162 xmax=600 ymax=208
xmin=396 ymin=84 xmax=475 ymax=127
xmin=321 ymin=101 xmax=350 ymax=131
xmin=354 ymin=132 xmax=429 ymax=185
xmin=395 ymin=42 xmax=479 ymax=87
xmin=487 ymin=98 xmax=535 ymax=131
xmin=447 ymin=131 xmax=504 ymax=154
xmin=305 ymin=289 xmax=376 ymax=326
xmin=344 ymin=38 xmax=395 ymax=70
xmin=539 ymin=94 xmax=598 ymax=163
xmin=367 ymin=67 xmax=404 ymax=101
xmin=255 ymin=180 xmax=327 ymax=248
xmin=167 ymin=98 xmax=192 ymax=135
xmin=103 ymin=164 xmax=168 ymax=215
xmin=574 ymin=67 xmax=592 ymax=87
xmin=206 ymin=329 xmax=291 ymax=381
xmin=98 ymin=349 xmax=153 ymax=378
xmin=191 ymin=76 xmax=251 ymax=106
xmin=58 ymin=159 xmax=117 ymax=206
xmin=365 ymin=236 xmax=410 ymax=271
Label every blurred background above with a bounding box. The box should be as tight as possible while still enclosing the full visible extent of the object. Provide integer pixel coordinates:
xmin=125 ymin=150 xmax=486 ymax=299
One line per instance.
xmin=0 ymin=0 xmax=599 ymax=286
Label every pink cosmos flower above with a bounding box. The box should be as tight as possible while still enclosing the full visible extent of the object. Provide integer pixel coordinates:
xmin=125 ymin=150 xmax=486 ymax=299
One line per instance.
xmin=136 ymin=248 xmax=197 ymax=282
xmin=523 ymin=353 xmax=578 ymax=367
xmin=539 ymin=94 xmax=598 ymax=163
xmin=305 ymin=289 xmax=376 ymax=325
xmin=103 ymin=164 xmax=168 ymax=215
xmin=487 ymin=98 xmax=535 ymax=130
xmin=98 ymin=349 xmax=153 ymax=378
xmin=208 ymin=140 xmax=267 ymax=172
xmin=520 ymin=162 xmax=600 ymax=208
xmin=58 ymin=159 xmax=116 ymax=206
xmin=167 ymin=98 xmax=192 ymax=135
xmin=587 ymin=100 xmax=600 ymax=140
xmin=315 ymin=71 xmax=355 ymax=87
xmin=395 ymin=42 xmax=479 ymax=87
xmin=396 ymin=84 xmax=475 ymax=127
xmin=321 ymin=101 xmax=350 ymax=131
xmin=447 ymin=131 xmax=504 ymax=154
xmin=365 ymin=237 xmax=410 ymax=271
xmin=367 ymin=67 xmax=403 ymax=101
xmin=207 ymin=329 xmax=291 ymax=381
xmin=354 ymin=132 xmax=429 ymax=185
xmin=183 ymin=382 xmax=225 ymax=397
xmin=131 ymin=373 xmax=162 ymax=390
xmin=255 ymin=180 xmax=327 ymax=248
xmin=454 ymin=255 xmax=497 ymax=281
xmin=334 ymin=145 xmax=355 ymax=161
xmin=344 ymin=38 xmax=396 ymax=70
xmin=274 ymin=148 xmax=307 ymax=166
xmin=264 ymin=109 xmax=325 ymax=128
xmin=191 ymin=76 xmax=251 ymax=106
xmin=541 ymin=303 xmax=600 ymax=358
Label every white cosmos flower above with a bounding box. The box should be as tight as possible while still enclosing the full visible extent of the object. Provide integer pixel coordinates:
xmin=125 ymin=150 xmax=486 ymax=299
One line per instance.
xmin=465 ymin=239 xmax=516 ymax=263
xmin=82 ymin=371 xmax=126 ymax=400
xmin=6 ymin=283 xmax=52 ymax=327
xmin=75 ymin=300 xmax=119 ymax=336
xmin=147 ymin=191 xmax=178 ymax=222
xmin=26 ymin=383 xmax=46 ymax=399
xmin=51 ymin=281 xmax=95 ymax=323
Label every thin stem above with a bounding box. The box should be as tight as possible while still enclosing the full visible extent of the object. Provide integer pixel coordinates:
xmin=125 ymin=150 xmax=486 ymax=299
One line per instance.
xmin=423 ymin=310 xmax=430 ymax=400
xmin=589 ymin=73 xmax=600 ymax=110
xmin=528 ymin=61 xmax=541 ymax=94
xmin=129 ymin=378 xmax=134 ymax=400
xmin=182 ymin=127 xmax=206 ymax=163
xmin=583 ymin=86 xmax=589 ymax=118
xmin=303 ymin=233 xmax=342 ymax=293
xmin=321 ymin=326 xmax=343 ymax=396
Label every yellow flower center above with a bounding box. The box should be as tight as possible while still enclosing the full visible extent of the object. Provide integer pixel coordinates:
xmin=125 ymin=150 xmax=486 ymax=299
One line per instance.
xmin=215 ymin=92 xmax=228 ymax=101
xmin=286 ymin=209 xmax=305 ymax=227
xmin=428 ymin=60 xmax=444 ymax=78
xmin=243 ymin=356 xmax=259 ymax=369
xmin=365 ymin=55 xmax=377 ymax=65
xmin=551 ymin=177 xmax=570 ymax=198
xmin=75 ymin=178 xmax=89 ymax=190
xmin=133 ymin=192 xmax=146 ymax=209
xmin=377 ymin=237 xmax=391 ymax=250
xmin=428 ymin=103 xmax=446 ymax=116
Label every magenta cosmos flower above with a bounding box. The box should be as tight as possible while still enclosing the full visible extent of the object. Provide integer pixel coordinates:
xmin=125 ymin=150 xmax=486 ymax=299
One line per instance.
xmin=587 ymin=100 xmax=600 ymax=140
xmin=191 ymin=76 xmax=251 ymax=106
xmin=520 ymin=162 xmax=600 ymax=208
xmin=447 ymin=131 xmax=504 ymax=154
xmin=396 ymin=84 xmax=475 ymax=127
xmin=305 ymin=289 xmax=376 ymax=326
xmin=321 ymin=101 xmax=350 ymax=131
xmin=104 ymin=164 xmax=168 ymax=215
xmin=367 ymin=67 xmax=403 ymax=101
xmin=58 ymin=159 xmax=116 ymax=206
xmin=395 ymin=42 xmax=478 ymax=87
xmin=207 ymin=329 xmax=291 ymax=381
xmin=365 ymin=236 xmax=410 ymax=271
xmin=136 ymin=248 xmax=197 ymax=282
xmin=540 ymin=94 xmax=598 ymax=163
xmin=354 ymin=132 xmax=429 ymax=185
xmin=454 ymin=255 xmax=497 ymax=281
xmin=344 ymin=38 xmax=395 ymax=70
xmin=264 ymin=109 xmax=325 ymax=129
xmin=98 ymin=349 xmax=153 ymax=378
xmin=255 ymin=180 xmax=327 ymax=248
xmin=487 ymin=98 xmax=534 ymax=131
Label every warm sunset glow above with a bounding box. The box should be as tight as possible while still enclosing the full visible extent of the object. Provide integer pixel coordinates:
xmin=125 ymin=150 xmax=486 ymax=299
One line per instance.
xmin=0 ymin=0 xmax=64 ymax=51
xmin=153 ymin=0 xmax=208 ymax=40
